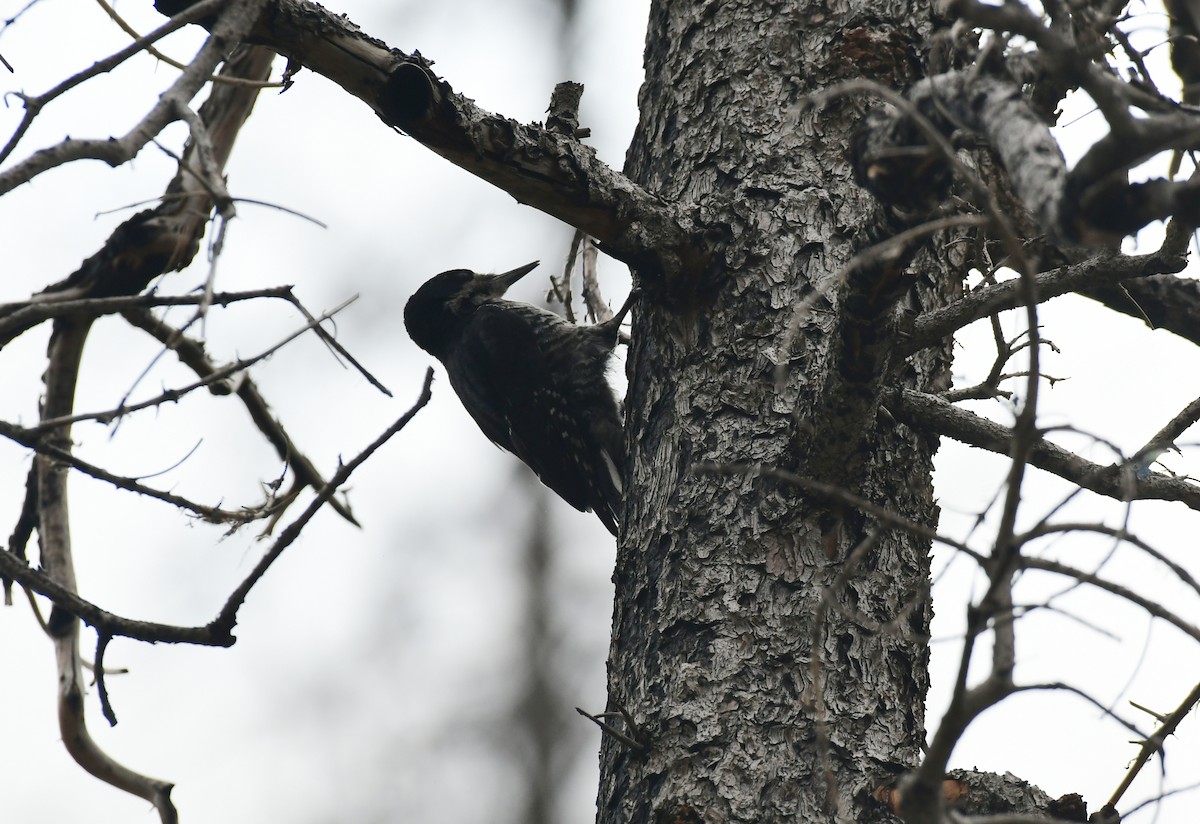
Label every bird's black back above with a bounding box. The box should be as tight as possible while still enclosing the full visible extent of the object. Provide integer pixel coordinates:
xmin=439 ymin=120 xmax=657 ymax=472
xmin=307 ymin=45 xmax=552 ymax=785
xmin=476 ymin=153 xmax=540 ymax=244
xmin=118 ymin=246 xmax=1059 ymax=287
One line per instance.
xmin=405 ymin=277 xmax=624 ymax=535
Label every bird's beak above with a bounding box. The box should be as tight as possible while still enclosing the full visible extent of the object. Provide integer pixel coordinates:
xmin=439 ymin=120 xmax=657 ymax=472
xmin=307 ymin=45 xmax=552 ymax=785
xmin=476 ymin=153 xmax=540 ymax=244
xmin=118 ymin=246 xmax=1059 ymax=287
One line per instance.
xmin=492 ymin=260 xmax=540 ymax=293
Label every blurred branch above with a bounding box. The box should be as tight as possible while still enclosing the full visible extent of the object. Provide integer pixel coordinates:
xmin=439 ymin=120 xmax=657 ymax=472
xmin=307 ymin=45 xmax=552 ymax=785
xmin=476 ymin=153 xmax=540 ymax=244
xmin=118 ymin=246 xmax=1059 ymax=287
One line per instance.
xmin=1023 ymin=555 xmax=1200 ymax=643
xmin=1082 ymin=273 xmax=1200 ymax=348
xmin=1017 ymin=522 xmax=1200 ymax=600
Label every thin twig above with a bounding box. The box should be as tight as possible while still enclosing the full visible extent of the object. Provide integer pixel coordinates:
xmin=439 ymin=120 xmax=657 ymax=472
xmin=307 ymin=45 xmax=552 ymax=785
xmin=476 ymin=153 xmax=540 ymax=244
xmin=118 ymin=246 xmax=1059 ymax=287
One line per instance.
xmin=0 ymin=418 xmax=275 ymax=525
xmin=1107 ymin=681 xmax=1200 ymax=810
xmin=94 ymin=633 xmax=118 ymax=726
xmin=36 ymin=296 xmax=360 ymax=432
xmin=0 ymin=0 xmax=269 ymax=196
xmin=0 ymin=0 xmax=233 ymax=169
xmin=210 ymin=368 xmax=435 ymax=634
xmin=93 ymin=0 xmax=282 ymax=88
xmin=575 ymin=706 xmax=647 ymax=752
xmin=122 ymin=306 xmax=360 ymax=525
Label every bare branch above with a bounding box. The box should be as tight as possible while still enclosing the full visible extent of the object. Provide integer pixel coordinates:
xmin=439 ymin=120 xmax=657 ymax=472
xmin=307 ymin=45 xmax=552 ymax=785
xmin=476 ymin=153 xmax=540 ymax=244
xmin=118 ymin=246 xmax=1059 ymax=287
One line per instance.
xmin=0 ymin=287 xmax=295 ymax=347
xmin=1023 ymin=557 xmax=1200 ymax=644
xmin=93 ymin=633 xmax=118 ymax=727
xmin=3 ymin=463 xmax=37 ymax=605
xmin=1016 ymin=522 xmax=1200 ymax=601
xmin=549 ymin=230 xmax=583 ymax=322
xmin=0 ymin=547 xmax=235 ymax=646
xmin=156 ymin=0 xmax=710 ymax=285
xmin=93 ymin=0 xmax=282 ymax=88
xmin=35 ymin=296 xmax=359 ymax=433
xmin=887 ymin=388 xmax=1200 ymax=511
xmin=1136 ymin=393 xmax=1200 ymax=462
xmin=903 ymin=250 xmax=1188 ymax=355
xmin=0 ymin=370 xmax=435 ymax=651
xmin=0 ymin=0 xmax=230 ymax=166
xmin=945 ymin=0 xmax=1166 ymax=126
xmin=0 ymin=418 xmax=275 ymax=524
xmin=0 ymin=0 xmax=268 ymax=193
xmin=36 ymin=316 xmax=178 ymax=823
xmin=122 ymin=306 xmax=361 ymax=526
xmin=209 ymin=368 xmax=435 ymax=635
xmin=1107 ymin=681 xmax=1200 ymax=809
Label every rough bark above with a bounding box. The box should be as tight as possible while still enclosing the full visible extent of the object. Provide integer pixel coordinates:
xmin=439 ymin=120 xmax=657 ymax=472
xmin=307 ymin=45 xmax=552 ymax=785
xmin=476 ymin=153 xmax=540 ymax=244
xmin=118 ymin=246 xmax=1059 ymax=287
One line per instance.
xmin=601 ymin=3 xmax=955 ymax=822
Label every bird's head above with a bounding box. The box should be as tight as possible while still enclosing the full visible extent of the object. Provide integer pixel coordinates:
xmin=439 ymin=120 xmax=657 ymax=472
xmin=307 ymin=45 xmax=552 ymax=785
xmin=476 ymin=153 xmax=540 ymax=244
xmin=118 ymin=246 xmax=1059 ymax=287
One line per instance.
xmin=404 ymin=261 xmax=539 ymax=355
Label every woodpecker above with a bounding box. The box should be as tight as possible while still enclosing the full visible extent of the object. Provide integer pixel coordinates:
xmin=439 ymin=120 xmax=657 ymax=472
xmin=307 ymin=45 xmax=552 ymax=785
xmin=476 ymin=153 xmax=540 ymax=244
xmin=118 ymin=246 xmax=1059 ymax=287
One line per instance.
xmin=404 ymin=261 xmax=633 ymax=535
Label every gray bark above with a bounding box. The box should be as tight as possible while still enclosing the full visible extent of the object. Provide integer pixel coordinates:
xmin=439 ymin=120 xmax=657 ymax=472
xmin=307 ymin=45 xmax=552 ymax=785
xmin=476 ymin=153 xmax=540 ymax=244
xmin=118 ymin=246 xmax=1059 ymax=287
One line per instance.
xmin=601 ymin=2 xmax=955 ymax=822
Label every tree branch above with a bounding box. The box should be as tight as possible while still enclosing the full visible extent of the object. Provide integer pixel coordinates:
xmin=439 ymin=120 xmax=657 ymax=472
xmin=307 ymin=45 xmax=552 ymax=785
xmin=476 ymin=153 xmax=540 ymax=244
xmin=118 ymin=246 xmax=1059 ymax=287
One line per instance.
xmin=0 ymin=546 xmax=236 ymax=647
xmin=0 ymin=287 xmax=295 ymax=348
xmin=0 ymin=0 xmax=268 ymax=195
xmin=36 ymin=316 xmax=179 ymax=823
xmin=209 ymin=368 xmax=434 ymax=635
xmin=903 ymin=250 xmax=1188 ymax=354
xmin=0 ymin=0 xmax=232 ymax=166
xmin=1082 ymin=272 xmax=1200 ymax=349
xmin=1107 ymin=681 xmax=1200 ymax=809
xmin=154 ymin=0 xmax=712 ymax=287
xmin=0 ymin=418 xmax=278 ymax=525
xmin=122 ymin=306 xmax=360 ymax=525
xmin=886 ymin=388 xmax=1200 ymax=511
xmin=0 ymin=369 xmax=435 ymax=650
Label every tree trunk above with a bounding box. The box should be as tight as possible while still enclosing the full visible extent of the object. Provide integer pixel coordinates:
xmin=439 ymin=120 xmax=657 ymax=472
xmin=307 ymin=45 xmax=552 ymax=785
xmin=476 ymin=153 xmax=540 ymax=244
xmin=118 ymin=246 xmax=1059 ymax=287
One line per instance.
xmin=601 ymin=2 xmax=957 ymax=821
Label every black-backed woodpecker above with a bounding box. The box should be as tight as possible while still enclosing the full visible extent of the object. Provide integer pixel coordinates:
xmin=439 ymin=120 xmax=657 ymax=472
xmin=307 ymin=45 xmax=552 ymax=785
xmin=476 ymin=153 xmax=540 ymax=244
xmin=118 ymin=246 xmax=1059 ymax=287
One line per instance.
xmin=404 ymin=261 xmax=632 ymax=535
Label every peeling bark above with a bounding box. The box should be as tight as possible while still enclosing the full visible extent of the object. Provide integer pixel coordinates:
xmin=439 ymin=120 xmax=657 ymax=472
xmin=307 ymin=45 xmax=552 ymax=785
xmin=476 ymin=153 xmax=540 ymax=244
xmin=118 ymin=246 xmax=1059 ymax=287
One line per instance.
xmin=601 ymin=3 xmax=953 ymax=822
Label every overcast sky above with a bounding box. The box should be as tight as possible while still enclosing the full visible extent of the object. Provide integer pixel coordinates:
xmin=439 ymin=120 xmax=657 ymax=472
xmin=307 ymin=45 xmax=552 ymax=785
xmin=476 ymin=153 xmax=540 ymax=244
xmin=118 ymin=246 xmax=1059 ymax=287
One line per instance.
xmin=1 ymin=2 xmax=1198 ymax=822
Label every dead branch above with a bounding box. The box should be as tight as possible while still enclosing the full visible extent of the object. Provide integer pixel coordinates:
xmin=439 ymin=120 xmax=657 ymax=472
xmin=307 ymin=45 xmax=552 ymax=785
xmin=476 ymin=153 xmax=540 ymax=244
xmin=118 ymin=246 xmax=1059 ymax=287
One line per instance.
xmin=0 ymin=419 xmax=277 ymax=524
xmin=34 ymin=295 xmax=358 ymax=433
xmin=153 ymin=0 xmax=710 ymax=286
xmin=0 ymin=0 xmax=268 ymax=194
xmin=0 ymin=369 xmax=435 ymax=651
xmin=36 ymin=315 xmax=178 ymax=823
xmin=1022 ymin=556 xmax=1200 ymax=645
xmin=122 ymin=306 xmax=360 ymax=525
xmin=0 ymin=0 xmax=230 ymax=166
xmin=0 ymin=287 xmax=295 ymax=347
xmin=209 ymin=368 xmax=434 ymax=636
xmin=886 ymin=388 xmax=1200 ymax=511
xmin=1107 ymin=681 xmax=1200 ymax=810
xmin=902 ymin=250 xmax=1189 ymax=355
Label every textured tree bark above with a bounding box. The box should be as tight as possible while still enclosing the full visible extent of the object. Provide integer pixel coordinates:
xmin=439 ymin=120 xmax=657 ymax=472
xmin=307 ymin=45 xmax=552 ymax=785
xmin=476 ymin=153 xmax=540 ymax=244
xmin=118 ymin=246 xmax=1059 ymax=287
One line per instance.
xmin=601 ymin=2 xmax=956 ymax=822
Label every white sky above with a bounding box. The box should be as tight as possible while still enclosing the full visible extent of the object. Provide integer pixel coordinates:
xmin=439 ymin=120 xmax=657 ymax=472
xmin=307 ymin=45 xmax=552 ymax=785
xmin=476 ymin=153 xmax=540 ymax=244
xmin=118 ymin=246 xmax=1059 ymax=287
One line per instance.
xmin=1 ymin=1 xmax=1198 ymax=822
